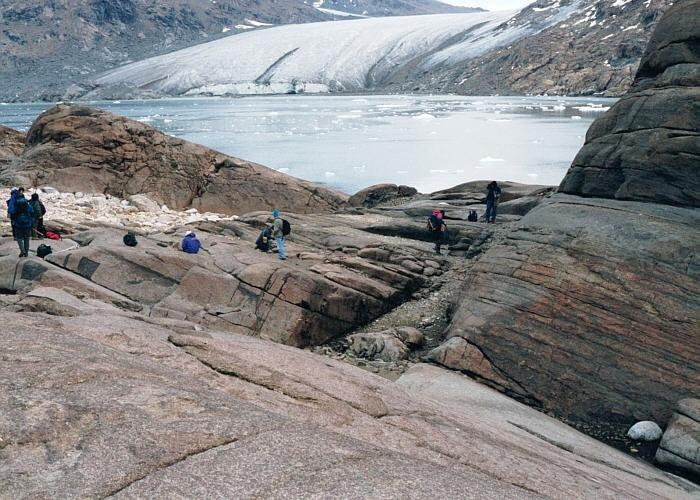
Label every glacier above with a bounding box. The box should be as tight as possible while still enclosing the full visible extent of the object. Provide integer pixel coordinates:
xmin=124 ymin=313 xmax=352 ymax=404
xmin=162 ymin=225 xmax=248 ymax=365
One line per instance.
xmin=93 ymin=5 xmax=584 ymax=97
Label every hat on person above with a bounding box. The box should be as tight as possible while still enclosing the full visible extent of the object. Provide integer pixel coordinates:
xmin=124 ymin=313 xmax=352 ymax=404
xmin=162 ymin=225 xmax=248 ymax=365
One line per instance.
xmin=272 ymin=208 xmax=280 ymax=218
xmin=184 ymin=230 xmax=193 ymax=237
xmin=432 ymin=208 xmax=443 ymax=218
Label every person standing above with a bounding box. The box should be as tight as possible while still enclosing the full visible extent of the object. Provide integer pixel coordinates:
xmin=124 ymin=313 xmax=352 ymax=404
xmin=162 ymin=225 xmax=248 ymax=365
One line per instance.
xmin=272 ymin=208 xmax=287 ymax=260
xmin=29 ymin=193 xmax=46 ymax=238
xmin=485 ymin=181 xmax=502 ymax=223
xmin=12 ymin=197 xmax=34 ymax=257
xmin=427 ymin=208 xmax=447 ymax=255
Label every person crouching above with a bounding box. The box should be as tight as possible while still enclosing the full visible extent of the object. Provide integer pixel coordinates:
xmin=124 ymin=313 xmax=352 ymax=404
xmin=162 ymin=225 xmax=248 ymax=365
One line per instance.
xmin=181 ymin=230 xmax=201 ymax=254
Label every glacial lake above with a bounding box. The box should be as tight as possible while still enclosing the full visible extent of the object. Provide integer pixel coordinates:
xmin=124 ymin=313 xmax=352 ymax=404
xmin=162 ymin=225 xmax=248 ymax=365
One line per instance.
xmin=0 ymin=95 xmax=612 ymax=194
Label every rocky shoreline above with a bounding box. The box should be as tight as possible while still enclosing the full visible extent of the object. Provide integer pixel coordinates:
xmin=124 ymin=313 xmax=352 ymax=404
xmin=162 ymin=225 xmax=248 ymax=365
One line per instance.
xmin=0 ymin=1 xmax=698 ymax=494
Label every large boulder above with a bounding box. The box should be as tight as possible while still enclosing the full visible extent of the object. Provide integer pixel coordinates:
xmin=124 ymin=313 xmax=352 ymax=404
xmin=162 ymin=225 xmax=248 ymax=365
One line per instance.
xmin=348 ymin=183 xmax=418 ymax=208
xmin=0 ymin=104 xmax=346 ymax=214
xmin=559 ymin=0 xmax=700 ymax=207
xmin=428 ymin=0 xmax=700 ymax=428
xmin=0 ymin=125 xmax=24 ymax=165
xmin=656 ymin=398 xmax=700 ymax=477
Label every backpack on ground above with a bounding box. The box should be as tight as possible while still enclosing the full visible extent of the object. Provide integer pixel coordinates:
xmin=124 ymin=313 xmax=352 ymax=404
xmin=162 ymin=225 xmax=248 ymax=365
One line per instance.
xmin=123 ymin=232 xmax=138 ymax=247
xmin=467 ymin=210 xmax=478 ymax=222
xmin=37 ymin=244 xmax=52 ymax=258
xmin=45 ymin=231 xmax=61 ymax=240
xmin=282 ymin=219 xmax=291 ymax=236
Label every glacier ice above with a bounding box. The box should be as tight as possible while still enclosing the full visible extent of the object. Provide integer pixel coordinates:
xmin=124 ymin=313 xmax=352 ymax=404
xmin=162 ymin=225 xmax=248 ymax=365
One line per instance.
xmin=95 ymin=7 xmax=584 ymax=97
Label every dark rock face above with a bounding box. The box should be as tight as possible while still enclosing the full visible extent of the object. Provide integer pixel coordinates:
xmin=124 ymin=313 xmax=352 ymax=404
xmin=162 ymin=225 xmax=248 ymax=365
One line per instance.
xmin=559 ymin=0 xmax=700 ymax=207
xmin=348 ymin=183 xmax=418 ymax=208
xmin=0 ymin=125 xmax=24 ymax=165
xmin=1 ymin=104 xmax=346 ymax=214
xmin=429 ymin=1 xmax=700 ymax=428
xmin=387 ymin=0 xmax=672 ymax=97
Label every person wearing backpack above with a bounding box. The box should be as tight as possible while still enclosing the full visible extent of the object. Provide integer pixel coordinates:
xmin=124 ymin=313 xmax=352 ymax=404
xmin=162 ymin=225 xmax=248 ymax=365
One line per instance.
xmin=6 ymin=187 xmax=22 ymax=238
xmin=485 ymin=181 xmax=502 ymax=223
xmin=271 ymin=208 xmax=287 ymax=260
xmin=181 ymin=230 xmax=201 ymax=254
xmin=467 ymin=209 xmax=478 ymax=222
xmin=29 ymin=193 xmax=46 ymax=238
xmin=11 ymin=197 xmax=34 ymax=258
xmin=427 ymin=208 xmax=447 ymax=255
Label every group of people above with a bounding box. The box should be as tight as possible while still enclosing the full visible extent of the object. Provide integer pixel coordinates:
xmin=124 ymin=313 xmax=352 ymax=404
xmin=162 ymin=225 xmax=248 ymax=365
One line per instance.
xmin=177 ymin=208 xmax=289 ymax=261
xmin=427 ymin=181 xmax=502 ymax=254
xmin=5 ymin=188 xmax=47 ymax=258
xmin=254 ymin=209 xmax=288 ymax=260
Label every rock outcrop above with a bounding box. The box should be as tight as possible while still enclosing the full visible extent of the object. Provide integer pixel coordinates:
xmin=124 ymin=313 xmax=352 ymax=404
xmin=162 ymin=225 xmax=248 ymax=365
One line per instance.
xmin=0 ymin=125 xmax=24 ymax=165
xmin=656 ymin=399 xmax=700 ymax=478
xmin=428 ymin=0 xmax=700 ymax=429
xmin=348 ymin=183 xmax=418 ymax=208
xmin=0 ymin=104 xmax=346 ymax=215
xmin=1 ymin=311 xmax=697 ymax=497
xmin=559 ymin=0 xmax=700 ymax=207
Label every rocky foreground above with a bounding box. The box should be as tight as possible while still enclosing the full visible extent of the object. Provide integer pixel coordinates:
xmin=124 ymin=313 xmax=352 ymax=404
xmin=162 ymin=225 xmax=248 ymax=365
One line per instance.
xmin=1 ymin=1 xmax=699 ymax=495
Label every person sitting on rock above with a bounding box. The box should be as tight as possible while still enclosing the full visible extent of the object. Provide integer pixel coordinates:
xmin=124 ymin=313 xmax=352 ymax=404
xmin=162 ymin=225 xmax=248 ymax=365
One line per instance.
xmin=427 ymin=208 xmax=447 ymax=255
xmin=11 ymin=197 xmax=34 ymax=258
xmin=181 ymin=230 xmax=201 ymax=254
xmin=485 ymin=181 xmax=501 ymax=223
xmin=271 ymin=208 xmax=286 ymax=260
xmin=29 ymin=193 xmax=46 ymax=239
xmin=255 ymin=226 xmax=272 ymax=252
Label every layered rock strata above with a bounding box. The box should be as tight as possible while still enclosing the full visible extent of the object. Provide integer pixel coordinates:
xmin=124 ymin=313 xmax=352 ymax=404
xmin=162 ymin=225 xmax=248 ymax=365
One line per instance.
xmin=0 ymin=104 xmax=346 ymax=214
xmin=428 ymin=0 xmax=700 ymax=428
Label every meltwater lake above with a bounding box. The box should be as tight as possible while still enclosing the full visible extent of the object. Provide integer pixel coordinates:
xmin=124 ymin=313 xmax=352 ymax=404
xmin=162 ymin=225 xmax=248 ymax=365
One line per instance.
xmin=0 ymin=95 xmax=612 ymax=194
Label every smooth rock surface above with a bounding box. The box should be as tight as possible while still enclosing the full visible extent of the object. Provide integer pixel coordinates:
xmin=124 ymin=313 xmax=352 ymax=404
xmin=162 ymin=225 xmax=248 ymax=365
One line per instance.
xmin=628 ymin=421 xmax=663 ymax=442
xmin=1 ymin=312 xmax=697 ymax=498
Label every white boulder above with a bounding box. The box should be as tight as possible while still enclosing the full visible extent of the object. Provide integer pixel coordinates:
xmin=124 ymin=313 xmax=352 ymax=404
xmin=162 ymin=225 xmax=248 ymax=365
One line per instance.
xmin=627 ymin=421 xmax=663 ymax=441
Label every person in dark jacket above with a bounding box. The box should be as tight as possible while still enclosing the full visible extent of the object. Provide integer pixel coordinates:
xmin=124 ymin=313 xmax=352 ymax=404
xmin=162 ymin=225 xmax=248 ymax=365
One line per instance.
xmin=484 ymin=181 xmax=502 ymax=223
xmin=181 ymin=230 xmax=201 ymax=254
xmin=29 ymin=193 xmax=46 ymax=238
xmin=271 ymin=208 xmax=286 ymax=260
xmin=6 ymin=187 xmax=22 ymax=238
xmin=427 ymin=208 xmax=447 ymax=255
xmin=12 ymin=197 xmax=34 ymax=257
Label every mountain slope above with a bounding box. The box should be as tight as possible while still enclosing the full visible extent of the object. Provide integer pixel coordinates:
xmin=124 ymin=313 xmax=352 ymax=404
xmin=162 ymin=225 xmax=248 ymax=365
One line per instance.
xmin=87 ymin=9 xmax=583 ymax=98
xmin=397 ymin=0 xmax=673 ymax=96
xmin=314 ymin=0 xmax=481 ymax=16
xmin=0 ymin=0 xmax=333 ymax=102
xmin=0 ymin=0 xmax=497 ymax=102
xmin=84 ymin=0 xmax=671 ymax=99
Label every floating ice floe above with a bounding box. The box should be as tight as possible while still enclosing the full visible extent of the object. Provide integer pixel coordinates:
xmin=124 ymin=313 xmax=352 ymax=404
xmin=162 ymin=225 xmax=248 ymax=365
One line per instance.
xmin=571 ymin=115 xmax=583 ymax=120
xmin=479 ymin=157 xmax=506 ymax=163
xmin=412 ymin=113 xmax=436 ymax=121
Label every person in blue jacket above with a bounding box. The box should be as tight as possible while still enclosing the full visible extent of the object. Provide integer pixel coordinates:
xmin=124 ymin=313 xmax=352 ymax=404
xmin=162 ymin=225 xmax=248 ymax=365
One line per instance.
xmin=181 ymin=230 xmax=201 ymax=254
xmin=6 ymin=187 xmax=22 ymax=238
xmin=11 ymin=196 xmax=34 ymax=257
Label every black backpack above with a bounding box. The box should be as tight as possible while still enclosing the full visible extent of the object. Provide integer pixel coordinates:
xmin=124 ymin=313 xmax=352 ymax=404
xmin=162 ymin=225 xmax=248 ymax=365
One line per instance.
xmin=37 ymin=244 xmax=52 ymax=258
xmin=123 ymin=232 xmax=138 ymax=247
xmin=282 ymin=219 xmax=291 ymax=236
xmin=468 ymin=210 xmax=478 ymax=222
